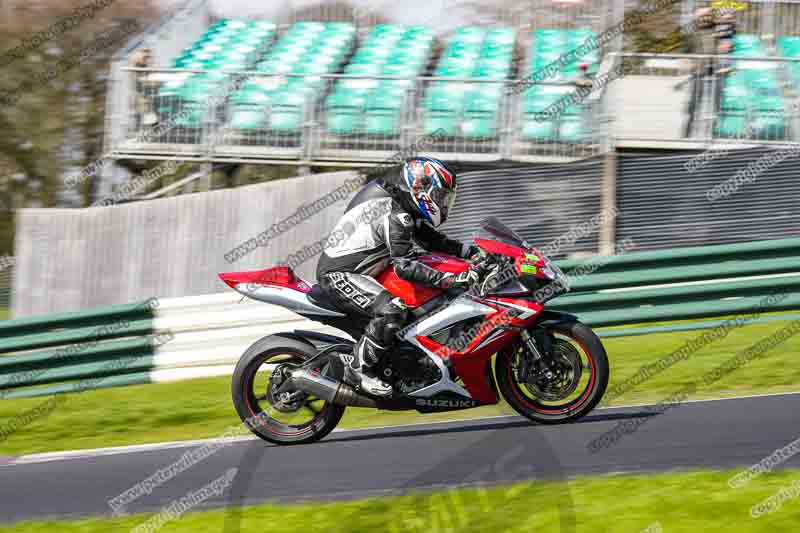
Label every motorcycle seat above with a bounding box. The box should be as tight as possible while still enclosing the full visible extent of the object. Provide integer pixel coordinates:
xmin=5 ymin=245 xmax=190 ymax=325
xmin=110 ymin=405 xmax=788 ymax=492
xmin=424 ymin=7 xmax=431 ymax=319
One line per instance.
xmin=307 ymin=284 xmax=345 ymax=313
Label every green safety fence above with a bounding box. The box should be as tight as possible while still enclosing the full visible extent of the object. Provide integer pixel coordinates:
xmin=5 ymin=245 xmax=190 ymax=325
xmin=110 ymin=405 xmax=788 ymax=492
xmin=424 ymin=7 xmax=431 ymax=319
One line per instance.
xmin=0 ymin=298 xmax=162 ymax=400
xmin=550 ymin=236 xmax=800 ymax=326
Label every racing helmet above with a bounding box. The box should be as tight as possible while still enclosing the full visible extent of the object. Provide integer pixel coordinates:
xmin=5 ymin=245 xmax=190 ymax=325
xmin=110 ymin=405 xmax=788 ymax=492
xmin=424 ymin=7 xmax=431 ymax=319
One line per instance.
xmin=400 ymin=157 xmax=458 ymax=227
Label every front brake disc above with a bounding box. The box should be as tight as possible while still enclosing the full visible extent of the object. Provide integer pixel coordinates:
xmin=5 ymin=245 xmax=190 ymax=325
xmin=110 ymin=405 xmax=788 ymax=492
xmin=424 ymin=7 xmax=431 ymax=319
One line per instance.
xmin=525 ymin=339 xmax=582 ymax=401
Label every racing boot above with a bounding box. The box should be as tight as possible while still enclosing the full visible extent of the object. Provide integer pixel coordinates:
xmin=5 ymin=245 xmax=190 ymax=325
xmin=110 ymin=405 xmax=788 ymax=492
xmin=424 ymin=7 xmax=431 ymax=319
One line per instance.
xmin=342 ymin=335 xmax=393 ymax=397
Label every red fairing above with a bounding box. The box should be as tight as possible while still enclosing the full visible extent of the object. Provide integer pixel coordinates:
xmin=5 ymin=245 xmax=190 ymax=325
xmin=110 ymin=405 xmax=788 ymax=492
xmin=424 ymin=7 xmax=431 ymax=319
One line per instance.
xmin=474 ymin=238 xmax=526 ymax=258
xmin=415 ymin=333 xmax=501 ymax=404
xmin=486 ymin=297 xmax=545 ymax=327
xmin=376 ymin=254 xmax=470 ymax=307
xmin=414 ymin=307 xmax=521 ymax=405
xmin=218 ymin=266 xmax=311 ymax=293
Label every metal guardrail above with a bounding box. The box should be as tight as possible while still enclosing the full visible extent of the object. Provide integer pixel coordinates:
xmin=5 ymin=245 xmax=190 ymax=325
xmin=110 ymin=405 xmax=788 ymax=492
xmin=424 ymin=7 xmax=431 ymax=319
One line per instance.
xmin=2 ymin=237 xmax=799 ymax=399
xmin=0 ymin=299 xmax=161 ymax=399
xmin=552 ymin=236 xmax=800 ymax=325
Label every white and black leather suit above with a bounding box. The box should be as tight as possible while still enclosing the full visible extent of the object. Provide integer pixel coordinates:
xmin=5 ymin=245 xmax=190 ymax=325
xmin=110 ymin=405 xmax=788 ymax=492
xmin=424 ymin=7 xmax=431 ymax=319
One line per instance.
xmin=316 ymin=174 xmax=473 ymax=363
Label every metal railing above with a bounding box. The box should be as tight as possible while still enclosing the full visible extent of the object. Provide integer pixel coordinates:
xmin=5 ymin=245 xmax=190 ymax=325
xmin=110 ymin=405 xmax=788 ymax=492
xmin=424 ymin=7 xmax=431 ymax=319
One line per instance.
xmin=110 ymin=68 xmax=609 ymax=163
xmin=608 ymin=52 xmax=800 ymax=147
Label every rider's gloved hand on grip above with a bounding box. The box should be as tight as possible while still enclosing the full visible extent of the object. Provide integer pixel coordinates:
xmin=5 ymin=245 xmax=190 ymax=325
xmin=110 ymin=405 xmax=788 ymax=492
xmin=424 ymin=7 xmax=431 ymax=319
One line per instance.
xmin=440 ymin=268 xmax=480 ymax=290
xmin=464 ymin=244 xmax=488 ymax=263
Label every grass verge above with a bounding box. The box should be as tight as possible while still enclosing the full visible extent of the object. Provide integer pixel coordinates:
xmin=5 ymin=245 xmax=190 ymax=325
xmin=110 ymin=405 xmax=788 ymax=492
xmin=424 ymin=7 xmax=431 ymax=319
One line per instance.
xmin=2 ymin=317 xmax=800 ymax=456
xmin=2 ymin=469 xmax=799 ymax=532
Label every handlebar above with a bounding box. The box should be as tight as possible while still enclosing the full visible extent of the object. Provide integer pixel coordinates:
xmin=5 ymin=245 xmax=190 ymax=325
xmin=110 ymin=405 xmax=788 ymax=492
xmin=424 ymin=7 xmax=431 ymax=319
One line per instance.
xmin=468 ymin=253 xmax=516 ymax=296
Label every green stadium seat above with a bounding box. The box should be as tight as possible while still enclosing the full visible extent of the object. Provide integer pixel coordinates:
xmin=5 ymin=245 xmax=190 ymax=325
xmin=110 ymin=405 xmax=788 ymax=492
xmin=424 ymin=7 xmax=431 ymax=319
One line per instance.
xmin=474 ymin=64 xmax=509 ymax=79
xmin=344 ymin=62 xmax=382 ymax=75
xmin=522 ymin=116 xmax=557 ymax=141
xmin=535 ymin=30 xmax=569 ymax=46
xmin=367 ymin=91 xmax=404 ymax=110
xmin=382 ymin=64 xmax=417 ymax=77
xmin=472 ymin=83 xmax=504 ymax=99
xmin=327 ymin=111 xmax=362 ymax=135
xmin=523 ymin=85 xmax=568 ymax=114
xmin=779 ymin=37 xmax=800 ymax=58
xmin=559 ymin=117 xmax=587 ymax=143
xmin=425 ymin=111 xmax=459 ymax=136
xmin=750 ymin=112 xmax=787 ymax=139
xmin=292 ymin=62 xmax=329 ymax=75
xmin=753 ymin=88 xmax=785 ymax=112
xmin=365 ymin=109 xmax=401 ymax=136
xmin=230 ymin=106 xmax=267 ymax=130
xmin=743 ymin=69 xmax=780 ymax=89
xmin=425 ymin=85 xmax=465 ymax=113
xmin=175 ymin=58 xmax=207 ymax=69
xmin=250 ymin=20 xmax=276 ymax=30
xmin=293 ymin=22 xmax=325 ymax=32
xmin=461 ymin=111 xmax=498 ymax=138
xmin=323 ymin=22 xmax=433 ymax=136
xmin=435 ymin=65 xmax=472 ymax=77
xmin=720 ymin=89 xmax=747 ymax=112
xmin=376 ymin=79 xmax=412 ymax=99
xmin=464 ymin=92 xmax=498 ymax=113
xmin=421 ymin=26 xmax=516 ymax=138
xmin=372 ymin=24 xmax=404 ymax=35
xmin=714 ymin=113 xmax=749 ymax=138
xmin=269 ymin=106 xmax=302 ymax=132
xmin=326 ymin=89 xmax=368 ymax=110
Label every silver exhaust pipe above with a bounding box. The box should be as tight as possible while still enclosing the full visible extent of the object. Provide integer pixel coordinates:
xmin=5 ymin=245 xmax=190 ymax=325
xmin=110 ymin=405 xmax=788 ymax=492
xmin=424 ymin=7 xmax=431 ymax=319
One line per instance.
xmin=287 ymin=368 xmax=377 ymax=408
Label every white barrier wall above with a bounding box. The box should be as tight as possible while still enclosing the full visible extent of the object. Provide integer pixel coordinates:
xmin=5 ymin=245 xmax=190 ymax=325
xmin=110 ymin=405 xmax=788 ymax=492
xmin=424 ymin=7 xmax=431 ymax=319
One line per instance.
xmin=148 ymin=292 xmax=348 ymax=383
xmin=13 ymin=170 xmax=360 ymax=317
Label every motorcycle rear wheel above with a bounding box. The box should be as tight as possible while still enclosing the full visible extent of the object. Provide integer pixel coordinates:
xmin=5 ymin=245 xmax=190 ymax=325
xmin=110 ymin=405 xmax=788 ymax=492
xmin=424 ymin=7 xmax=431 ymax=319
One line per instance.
xmin=496 ymin=320 xmax=609 ymax=424
xmin=231 ymin=335 xmax=346 ymax=445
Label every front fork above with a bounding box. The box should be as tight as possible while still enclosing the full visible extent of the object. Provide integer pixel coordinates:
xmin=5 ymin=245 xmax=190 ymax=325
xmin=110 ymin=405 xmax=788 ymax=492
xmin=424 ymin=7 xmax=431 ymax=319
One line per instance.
xmin=516 ymin=328 xmax=556 ymax=382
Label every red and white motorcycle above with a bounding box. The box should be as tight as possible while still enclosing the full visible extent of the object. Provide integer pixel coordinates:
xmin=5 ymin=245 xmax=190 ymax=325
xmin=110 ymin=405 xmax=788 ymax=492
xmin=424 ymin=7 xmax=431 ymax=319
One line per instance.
xmin=220 ymin=217 xmax=608 ymax=445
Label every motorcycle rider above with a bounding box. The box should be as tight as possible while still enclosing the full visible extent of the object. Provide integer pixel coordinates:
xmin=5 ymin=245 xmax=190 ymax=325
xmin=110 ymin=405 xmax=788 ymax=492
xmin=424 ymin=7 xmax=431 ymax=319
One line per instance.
xmin=316 ymin=157 xmax=485 ymax=397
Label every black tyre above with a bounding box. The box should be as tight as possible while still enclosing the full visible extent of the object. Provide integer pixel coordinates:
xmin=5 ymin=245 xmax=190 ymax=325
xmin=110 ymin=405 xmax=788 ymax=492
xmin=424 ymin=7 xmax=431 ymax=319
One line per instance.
xmin=496 ymin=320 xmax=609 ymax=424
xmin=231 ymin=334 xmax=345 ymax=445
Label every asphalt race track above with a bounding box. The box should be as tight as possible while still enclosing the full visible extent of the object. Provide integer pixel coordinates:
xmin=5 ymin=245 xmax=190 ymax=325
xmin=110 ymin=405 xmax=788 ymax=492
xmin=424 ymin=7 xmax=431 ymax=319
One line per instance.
xmin=2 ymin=393 xmax=800 ymax=524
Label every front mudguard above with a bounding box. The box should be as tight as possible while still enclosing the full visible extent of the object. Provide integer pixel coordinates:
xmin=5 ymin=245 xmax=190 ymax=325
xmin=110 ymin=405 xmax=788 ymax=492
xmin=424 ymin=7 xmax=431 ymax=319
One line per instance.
xmin=533 ymin=310 xmax=580 ymax=328
xmin=530 ymin=310 xmax=580 ymax=357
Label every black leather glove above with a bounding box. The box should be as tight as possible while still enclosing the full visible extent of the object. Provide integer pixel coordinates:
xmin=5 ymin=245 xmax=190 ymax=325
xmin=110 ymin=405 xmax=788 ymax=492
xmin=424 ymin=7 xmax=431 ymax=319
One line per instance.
xmin=464 ymin=244 xmax=488 ymax=263
xmin=440 ymin=268 xmax=481 ymax=290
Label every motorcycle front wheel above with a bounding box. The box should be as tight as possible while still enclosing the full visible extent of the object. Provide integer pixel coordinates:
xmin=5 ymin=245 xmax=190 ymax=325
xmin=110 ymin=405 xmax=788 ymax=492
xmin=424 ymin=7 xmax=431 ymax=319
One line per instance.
xmin=496 ymin=320 xmax=609 ymax=424
xmin=231 ymin=335 xmax=346 ymax=445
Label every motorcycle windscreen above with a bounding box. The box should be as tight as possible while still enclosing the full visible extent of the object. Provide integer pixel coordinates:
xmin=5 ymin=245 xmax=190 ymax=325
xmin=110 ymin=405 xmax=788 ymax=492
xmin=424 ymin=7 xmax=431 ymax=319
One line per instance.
xmin=475 ymin=216 xmax=532 ymax=249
